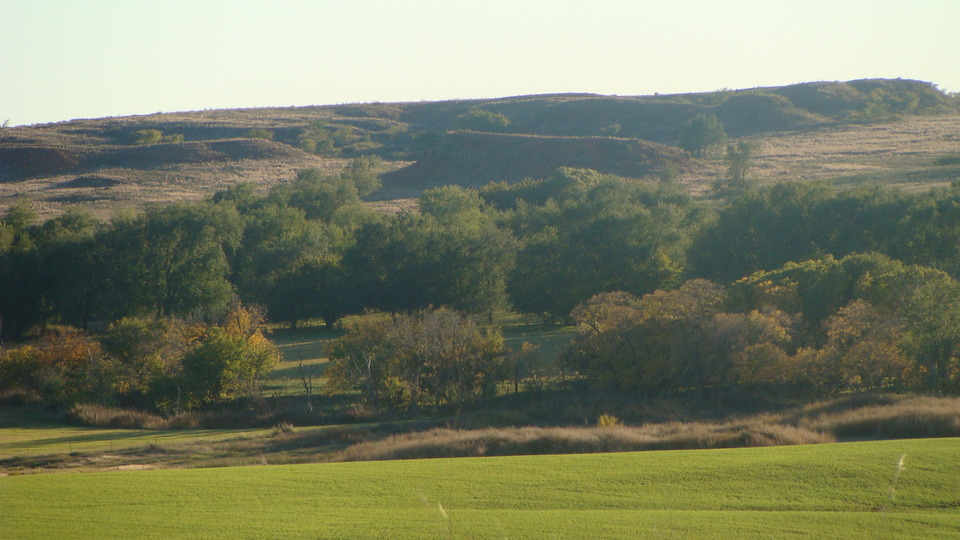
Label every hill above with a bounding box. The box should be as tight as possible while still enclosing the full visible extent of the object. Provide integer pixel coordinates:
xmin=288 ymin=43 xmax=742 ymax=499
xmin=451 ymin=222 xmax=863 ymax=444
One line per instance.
xmin=1 ymin=78 xmax=956 ymax=219
xmin=377 ymin=131 xmax=691 ymax=198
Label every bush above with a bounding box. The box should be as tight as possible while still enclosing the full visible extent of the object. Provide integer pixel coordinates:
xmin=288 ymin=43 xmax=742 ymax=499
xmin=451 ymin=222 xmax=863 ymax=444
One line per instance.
xmin=131 ymin=129 xmax=183 ymax=145
xmin=453 ymin=109 xmax=511 ymax=132
xmin=597 ymin=414 xmax=622 ymax=427
xmin=678 ymin=113 xmax=727 ymax=157
xmin=132 ymin=129 xmax=163 ymax=145
xmin=246 ymin=128 xmax=274 ymax=140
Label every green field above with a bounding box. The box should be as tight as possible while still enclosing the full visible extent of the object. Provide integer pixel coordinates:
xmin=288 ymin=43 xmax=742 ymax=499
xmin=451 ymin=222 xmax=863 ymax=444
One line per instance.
xmin=3 ymin=438 xmax=958 ymax=538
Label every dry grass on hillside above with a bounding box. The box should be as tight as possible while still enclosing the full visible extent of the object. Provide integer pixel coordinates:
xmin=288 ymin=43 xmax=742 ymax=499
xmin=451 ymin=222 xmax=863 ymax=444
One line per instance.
xmin=0 ymin=156 xmax=341 ymax=221
xmin=678 ymin=115 xmax=960 ymax=195
xmin=746 ymin=115 xmax=960 ymax=184
xmin=4 ymin=106 xmax=959 ymax=219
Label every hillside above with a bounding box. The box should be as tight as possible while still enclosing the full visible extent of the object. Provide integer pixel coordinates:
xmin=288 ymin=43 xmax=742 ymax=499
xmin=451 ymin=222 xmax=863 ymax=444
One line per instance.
xmin=1 ymin=78 xmax=956 ymax=219
xmin=377 ymin=131 xmax=691 ymax=198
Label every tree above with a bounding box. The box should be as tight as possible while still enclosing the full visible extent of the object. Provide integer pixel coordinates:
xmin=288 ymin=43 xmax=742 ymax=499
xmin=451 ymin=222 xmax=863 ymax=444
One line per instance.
xmin=820 ymin=300 xmax=911 ymax=391
xmin=506 ymin=177 xmax=689 ymax=320
xmin=103 ymin=203 xmax=241 ymax=318
xmin=419 ymin=185 xmax=486 ymax=228
xmin=324 ymin=313 xmax=399 ymax=415
xmin=231 ymin=203 xmax=339 ymax=309
xmin=721 ymin=141 xmax=755 ymax=194
xmin=344 ymin=212 xmax=515 ymax=316
xmin=567 ymin=280 xmax=727 ymax=394
xmin=0 ymin=326 xmax=116 ymax=405
xmin=267 ymin=256 xmax=353 ymax=329
xmin=341 ymin=156 xmax=383 ymax=198
xmin=326 ymin=309 xmax=505 ymax=414
xmin=452 ymin=109 xmax=511 ymax=132
xmin=269 ymin=168 xmax=363 ymax=221
xmin=245 ymin=128 xmax=274 ymax=140
xmin=99 ymin=316 xmax=191 ymax=405
xmin=1 ymin=204 xmax=45 ymax=338
xmin=178 ymin=305 xmax=279 ymax=409
xmin=678 ymin=113 xmax=727 ymax=157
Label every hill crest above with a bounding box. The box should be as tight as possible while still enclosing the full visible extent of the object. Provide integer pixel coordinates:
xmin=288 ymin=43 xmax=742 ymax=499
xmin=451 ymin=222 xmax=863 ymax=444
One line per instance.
xmin=1 ymin=78 xmax=955 ymax=218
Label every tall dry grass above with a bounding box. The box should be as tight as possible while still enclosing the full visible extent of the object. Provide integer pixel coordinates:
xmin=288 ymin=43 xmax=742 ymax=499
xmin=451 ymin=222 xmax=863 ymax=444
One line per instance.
xmin=327 ymin=422 xmax=834 ymax=463
xmin=793 ymin=395 xmax=960 ymax=439
xmin=327 ymin=393 xmax=960 ymax=462
xmin=66 ymin=403 xmax=299 ymax=430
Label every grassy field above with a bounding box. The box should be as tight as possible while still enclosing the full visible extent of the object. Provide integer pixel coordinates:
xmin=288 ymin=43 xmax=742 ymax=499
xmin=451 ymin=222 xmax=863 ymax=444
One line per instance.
xmin=3 ymin=437 xmax=958 ymax=538
xmin=265 ymin=325 xmax=338 ymax=396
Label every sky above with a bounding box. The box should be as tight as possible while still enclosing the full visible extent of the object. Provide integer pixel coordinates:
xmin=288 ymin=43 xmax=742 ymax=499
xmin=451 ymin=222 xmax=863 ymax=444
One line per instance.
xmin=2 ymin=0 xmax=959 ymax=126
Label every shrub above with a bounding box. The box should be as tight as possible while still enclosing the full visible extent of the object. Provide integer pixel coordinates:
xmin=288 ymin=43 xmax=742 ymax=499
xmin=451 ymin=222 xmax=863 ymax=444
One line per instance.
xmin=453 ymin=109 xmax=511 ymax=132
xmin=130 ymin=129 xmax=183 ymax=145
xmin=597 ymin=414 xmax=622 ymax=427
xmin=132 ymin=129 xmax=163 ymax=145
xmin=246 ymin=128 xmax=274 ymax=140
xmin=678 ymin=113 xmax=727 ymax=157
xmin=271 ymin=421 xmax=295 ymax=436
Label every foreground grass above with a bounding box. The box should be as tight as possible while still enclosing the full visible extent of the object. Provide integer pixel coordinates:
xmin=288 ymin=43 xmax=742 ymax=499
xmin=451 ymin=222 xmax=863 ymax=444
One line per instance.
xmin=3 ymin=438 xmax=958 ymax=538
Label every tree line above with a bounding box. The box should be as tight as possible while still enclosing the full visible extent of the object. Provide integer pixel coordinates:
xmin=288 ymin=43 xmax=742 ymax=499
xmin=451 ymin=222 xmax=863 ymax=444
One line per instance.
xmin=5 ymin=163 xmax=960 ymax=411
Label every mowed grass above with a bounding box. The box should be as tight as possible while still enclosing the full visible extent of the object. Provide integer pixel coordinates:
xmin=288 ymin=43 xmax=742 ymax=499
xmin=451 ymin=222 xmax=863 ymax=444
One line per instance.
xmin=3 ymin=438 xmax=958 ymax=539
xmin=265 ymin=325 xmax=337 ymax=396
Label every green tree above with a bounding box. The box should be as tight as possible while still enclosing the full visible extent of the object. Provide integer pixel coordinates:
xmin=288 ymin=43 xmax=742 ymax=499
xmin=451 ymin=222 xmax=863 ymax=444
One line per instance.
xmin=178 ymin=305 xmax=279 ymax=408
xmin=720 ymin=141 xmax=755 ymax=194
xmin=102 ymin=203 xmax=241 ymax=318
xmin=267 ymin=256 xmax=353 ymax=329
xmin=245 ymin=128 xmax=274 ymax=140
xmin=419 ymin=185 xmax=486 ymax=228
xmin=506 ymin=177 xmax=689 ymax=320
xmin=678 ymin=113 xmax=727 ymax=157
xmin=269 ymin=168 xmax=362 ymax=221
xmin=344 ymin=212 xmax=515 ymax=316
xmin=99 ymin=316 xmax=191 ymax=405
xmin=452 ymin=109 xmax=511 ymax=132
xmin=341 ymin=156 xmax=384 ymax=198
xmin=231 ymin=203 xmax=340 ymax=309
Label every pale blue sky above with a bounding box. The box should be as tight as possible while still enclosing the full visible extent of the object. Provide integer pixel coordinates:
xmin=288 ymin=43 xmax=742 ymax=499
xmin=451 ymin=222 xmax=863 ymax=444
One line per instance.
xmin=2 ymin=0 xmax=958 ymax=126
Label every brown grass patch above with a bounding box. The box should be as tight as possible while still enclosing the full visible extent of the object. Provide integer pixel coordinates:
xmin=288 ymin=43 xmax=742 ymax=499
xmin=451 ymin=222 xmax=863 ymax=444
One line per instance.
xmin=326 ymin=421 xmax=835 ymax=462
xmin=794 ymin=395 xmax=960 ymax=439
